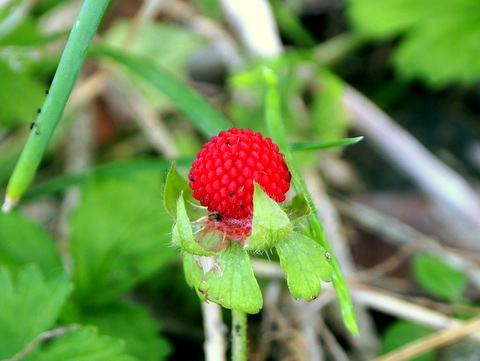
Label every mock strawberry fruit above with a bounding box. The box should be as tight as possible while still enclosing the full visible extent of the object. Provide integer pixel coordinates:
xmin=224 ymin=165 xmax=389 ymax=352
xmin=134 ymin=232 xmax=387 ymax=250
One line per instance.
xmin=188 ymin=128 xmax=291 ymax=239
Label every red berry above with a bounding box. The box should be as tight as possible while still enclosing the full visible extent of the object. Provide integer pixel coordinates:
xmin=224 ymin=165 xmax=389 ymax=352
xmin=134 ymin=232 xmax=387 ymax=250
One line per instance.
xmin=189 ymin=128 xmax=291 ymax=234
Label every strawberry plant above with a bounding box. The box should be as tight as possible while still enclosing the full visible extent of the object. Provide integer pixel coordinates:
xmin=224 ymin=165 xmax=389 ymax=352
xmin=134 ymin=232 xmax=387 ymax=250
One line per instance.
xmin=1 ymin=1 xmax=365 ymax=360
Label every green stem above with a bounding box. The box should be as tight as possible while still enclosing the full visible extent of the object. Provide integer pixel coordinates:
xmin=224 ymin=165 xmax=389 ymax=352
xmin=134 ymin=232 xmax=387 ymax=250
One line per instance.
xmin=231 ymin=309 xmax=247 ymax=361
xmin=263 ymin=68 xmax=359 ymax=335
xmin=2 ymin=0 xmax=111 ymax=212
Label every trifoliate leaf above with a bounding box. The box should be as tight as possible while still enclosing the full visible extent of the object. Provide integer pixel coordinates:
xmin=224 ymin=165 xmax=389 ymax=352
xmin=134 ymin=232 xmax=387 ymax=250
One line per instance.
xmin=69 ymin=172 xmax=178 ymax=306
xmin=23 ymin=326 xmax=137 ymax=361
xmin=0 ymin=265 xmax=71 ymax=359
xmin=348 ymin=0 xmax=480 ymax=87
xmin=244 ymin=183 xmax=292 ymax=250
xmin=393 ymin=6 xmax=480 ymax=87
xmin=182 ymin=252 xmax=207 ymax=301
xmin=276 ymin=232 xmax=332 ymax=301
xmin=173 ymin=193 xmax=216 ymax=256
xmin=199 ymin=242 xmax=263 ymax=314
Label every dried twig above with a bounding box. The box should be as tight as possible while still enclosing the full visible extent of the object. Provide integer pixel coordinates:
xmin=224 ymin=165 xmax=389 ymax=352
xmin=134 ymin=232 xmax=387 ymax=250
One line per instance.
xmin=354 ymin=286 xmax=480 ymax=341
xmin=343 ymin=84 xmax=480 ymax=250
xmin=103 ymin=77 xmax=179 ymax=157
xmin=220 ymin=0 xmax=282 ymax=57
xmin=371 ymin=314 xmax=480 ymax=361
xmin=163 ymin=0 xmax=243 ymax=69
xmin=319 ymin=317 xmax=350 ymax=361
xmin=197 ymin=256 xmax=228 ymax=361
xmin=335 ymin=198 xmax=480 ymax=290
xmin=202 ymin=302 xmax=227 ymax=361
xmin=296 ymin=297 xmax=325 ymax=361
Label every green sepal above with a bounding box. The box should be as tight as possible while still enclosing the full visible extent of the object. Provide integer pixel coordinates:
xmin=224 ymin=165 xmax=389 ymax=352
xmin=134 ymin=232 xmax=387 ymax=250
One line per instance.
xmin=164 ymin=162 xmax=203 ymax=220
xmin=244 ymin=183 xmax=292 ymax=250
xmin=172 ymin=193 xmax=215 ymax=256
xmin=276 ymin=232 xmax=332 ymax=301
xmin=182 ymin=252 xmax=206 ymax=302
xmin=199 ymin=242 xmax=263 ymax=314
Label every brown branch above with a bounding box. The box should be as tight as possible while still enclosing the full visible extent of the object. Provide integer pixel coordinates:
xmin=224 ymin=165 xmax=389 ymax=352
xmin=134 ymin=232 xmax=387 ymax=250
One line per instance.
xmin=343 ymin=84 xmax=480 ymax=250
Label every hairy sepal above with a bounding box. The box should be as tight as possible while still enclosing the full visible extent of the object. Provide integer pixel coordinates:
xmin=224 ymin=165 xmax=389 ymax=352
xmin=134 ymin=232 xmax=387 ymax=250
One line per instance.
xmin=172 ymin=193 xmax=215 ymax=256
xmin=244 ymin=183 xmax=292 ymax=251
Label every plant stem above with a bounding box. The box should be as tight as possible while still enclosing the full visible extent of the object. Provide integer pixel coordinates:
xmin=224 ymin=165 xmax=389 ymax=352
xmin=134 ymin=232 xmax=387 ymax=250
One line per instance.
xmin=2 ymin=0 xmax=111 ymax=212
xmin=231 ymin=309 xmax=247 ymax=361
xmin=263 ymin=68 xmax=359 ymax=335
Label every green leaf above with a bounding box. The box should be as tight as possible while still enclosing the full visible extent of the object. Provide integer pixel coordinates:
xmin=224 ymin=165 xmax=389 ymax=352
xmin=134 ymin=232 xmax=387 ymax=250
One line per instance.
xmin=24 ymin=326 xmax=137 ymax=361
xmin=199 ymin=242 xmax=263 ymax=314
xmin=290 ymin=136 xmax=364 ymax=151
xmin=182 ymin=252 xmax=207 ymax=301
xmin=69 ymin=171 xmax=178 ymax=305
xmin=348 ymin=0 xmax=480 ymax=87
xmin=0 ymin=265 xmax=71 ymax=359
xmin=4 ymin=0 xmax=111 ymax=203
xmin=75 ymin=302 xmax=171 ymax=361
xmin=173 ymin=193 xmax=216 ymax=256
xmin=0 ymin=211 xmax=62 ymax=275
xmin=0 ymin=59 xmax=45 ymax=126
xmin=381 ymin=320 xmax=435 ymax=361
xmin=276 ymin=232 xmax=332 ymax=301
xmin=347 ymin=0 xmax=435 ymax=38
xmin=93 ymin=46 xmax=231 ymax=138
xmin=104 ymin=20 xmax=201 ymax=75
xmin=244 ymin=183 xmax=292 ymax=250
xmin=23 ymin=158 xmax=174 ymax=202
xmin=103 ymin=20 xmax=204 ymax=113
xmin=412 ymin=253 xmax=467 ymax=302
xmin=393 ymin=5 xmax=480 ymax=87
xmin=0 ymin=135 xmax=24 ymax=187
